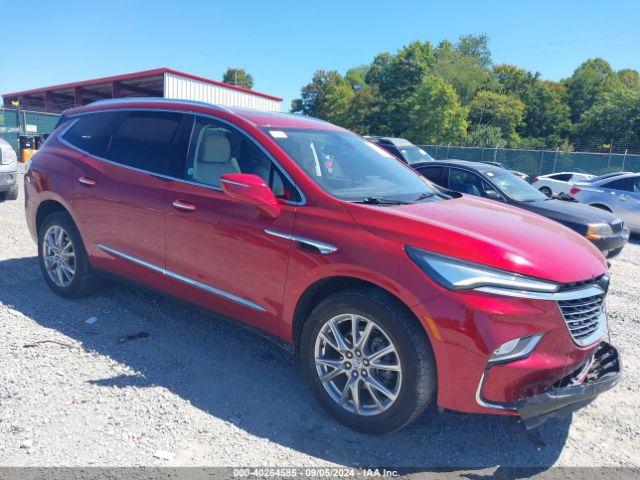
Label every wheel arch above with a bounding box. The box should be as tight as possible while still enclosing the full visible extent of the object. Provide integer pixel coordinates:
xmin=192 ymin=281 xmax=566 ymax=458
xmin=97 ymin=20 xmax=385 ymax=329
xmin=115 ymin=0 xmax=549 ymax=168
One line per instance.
xmin=35 ymin=199 xmax=72 ymax=237
xmin=291 ymin=275 xmax=431 ymax=357
xmin=590 ymin=203 xmax=612 ymax=212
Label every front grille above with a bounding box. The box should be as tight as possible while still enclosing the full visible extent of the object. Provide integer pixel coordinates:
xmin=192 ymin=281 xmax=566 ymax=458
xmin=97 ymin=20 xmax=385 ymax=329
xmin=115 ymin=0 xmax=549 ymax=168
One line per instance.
xmin=557 ymin=293 xmax=605 ymax=345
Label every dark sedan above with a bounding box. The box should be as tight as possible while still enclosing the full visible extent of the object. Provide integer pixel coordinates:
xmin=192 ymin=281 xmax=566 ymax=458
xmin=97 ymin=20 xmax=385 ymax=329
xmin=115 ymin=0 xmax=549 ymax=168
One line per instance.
xmin=414 ymin=160 xmax=630 ymax=258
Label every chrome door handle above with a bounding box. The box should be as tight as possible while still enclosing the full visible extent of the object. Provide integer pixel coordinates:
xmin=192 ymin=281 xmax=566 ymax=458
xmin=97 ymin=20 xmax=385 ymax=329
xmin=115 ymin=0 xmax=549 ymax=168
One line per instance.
xmin=78 ymin=176 xmax=96 ymax=187
xmin=172 ymin=199 xmax=197 ymax=212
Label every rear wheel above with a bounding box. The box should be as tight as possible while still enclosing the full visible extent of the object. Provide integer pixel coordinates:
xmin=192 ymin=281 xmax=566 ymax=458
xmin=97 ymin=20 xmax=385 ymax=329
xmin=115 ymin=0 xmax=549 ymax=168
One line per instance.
xmin=38 ymin=212 xmax=101 ymax=298
xmin=300 ymin=288 xmax=436 ymax=434
xmin=539 ymin=186 xmax=552 ymax=197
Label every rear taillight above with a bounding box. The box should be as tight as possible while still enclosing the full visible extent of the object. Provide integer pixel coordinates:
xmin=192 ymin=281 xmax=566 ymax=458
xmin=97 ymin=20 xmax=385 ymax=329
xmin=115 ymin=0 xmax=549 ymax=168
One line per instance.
xmin=532 ymin=177 xmax=539 ymax=183
xmin=569 ymin=187 xmax=580 ymax=195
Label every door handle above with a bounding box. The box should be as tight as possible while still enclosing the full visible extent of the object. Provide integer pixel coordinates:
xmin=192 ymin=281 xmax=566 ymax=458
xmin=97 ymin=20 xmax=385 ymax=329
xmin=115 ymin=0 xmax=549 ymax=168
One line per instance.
xmin=78 ymin=176 xmax=96 ymax=187
xmin=172 ymin=199 xmax=197 ymax=212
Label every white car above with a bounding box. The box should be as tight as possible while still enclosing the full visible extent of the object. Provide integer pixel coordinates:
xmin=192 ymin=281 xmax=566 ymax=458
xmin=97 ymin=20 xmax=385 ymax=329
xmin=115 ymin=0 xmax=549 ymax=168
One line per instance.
xmin=0 ymin=138 xmax=19 ymax=201
xmin=531 ymin=172 xmax=595 ymax=197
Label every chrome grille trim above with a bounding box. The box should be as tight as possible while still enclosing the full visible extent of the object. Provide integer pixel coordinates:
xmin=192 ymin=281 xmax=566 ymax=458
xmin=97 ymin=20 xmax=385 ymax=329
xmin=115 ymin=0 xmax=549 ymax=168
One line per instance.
xmin=557 ymin=291 xmax=607 ymax=346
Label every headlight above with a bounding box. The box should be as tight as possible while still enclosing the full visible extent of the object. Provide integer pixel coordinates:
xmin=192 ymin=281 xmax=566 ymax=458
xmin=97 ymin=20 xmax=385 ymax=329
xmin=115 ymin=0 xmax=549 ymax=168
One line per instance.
xmin=586 ymin=223 xmax=613 ymax=240
xmin=405 ymin=246 xmax=558 ymax=293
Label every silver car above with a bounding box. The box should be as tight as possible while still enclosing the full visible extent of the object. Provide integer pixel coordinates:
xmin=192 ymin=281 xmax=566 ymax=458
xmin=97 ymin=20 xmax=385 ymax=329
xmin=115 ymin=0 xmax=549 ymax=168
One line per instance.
xmin=0 ymin=138 xmax=19 ymax=201
xmin=571 ymin=173 xmax=640 ymax=233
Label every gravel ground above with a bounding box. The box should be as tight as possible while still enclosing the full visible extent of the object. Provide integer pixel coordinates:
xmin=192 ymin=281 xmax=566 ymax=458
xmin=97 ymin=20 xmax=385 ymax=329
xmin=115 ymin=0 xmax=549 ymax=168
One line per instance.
xmin=0 ymin=174 xmax=638 ymax=470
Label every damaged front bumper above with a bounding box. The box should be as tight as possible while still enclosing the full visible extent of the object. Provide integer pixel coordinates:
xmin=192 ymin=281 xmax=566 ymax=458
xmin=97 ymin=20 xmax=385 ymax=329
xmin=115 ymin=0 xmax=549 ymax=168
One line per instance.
xmin=516 ymin=342 xmax=621 ymax=429
xmin=476 ymin=342 xmax=621 ymax=429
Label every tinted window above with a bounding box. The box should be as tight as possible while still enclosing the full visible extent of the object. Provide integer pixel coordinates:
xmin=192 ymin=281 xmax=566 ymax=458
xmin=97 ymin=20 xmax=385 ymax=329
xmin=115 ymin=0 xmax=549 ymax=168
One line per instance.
xmin=106 ymin=111 xmax=183 ymax=174
xmin=399 ymin=146 xmax=434 ymax=164
xmin=417 ymin=166 xmax=447 ymax=187
xmin=62 ymin=111 xmax=121 ymax=157
xmin=448 ymin=168 xmax=490 ymax=197
xmin=549 ymin=173 xmax=572 ymax=182
xmin=606 ymin=177 xmax=640 ymax=192
xmin=184 ymin=116 xmax=301 ymax=201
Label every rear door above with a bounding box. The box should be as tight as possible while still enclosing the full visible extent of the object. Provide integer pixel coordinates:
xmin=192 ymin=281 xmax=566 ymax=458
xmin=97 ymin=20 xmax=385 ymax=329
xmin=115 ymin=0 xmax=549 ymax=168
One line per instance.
xmin=415 ymin=165 xmax=449 ymax=189
xmin=69 ymin=109 xmax=189 ymax=285
xmin=605 ymin=176 xmax=640 ymax=230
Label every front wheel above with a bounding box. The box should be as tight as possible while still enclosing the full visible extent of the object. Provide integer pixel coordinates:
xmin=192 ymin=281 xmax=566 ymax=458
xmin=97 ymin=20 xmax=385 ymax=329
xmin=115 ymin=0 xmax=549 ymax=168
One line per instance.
xmin=300 ymin=288 xmax=437 ymax=434
xmin=539 ymin=186 xmax=552 ymax=197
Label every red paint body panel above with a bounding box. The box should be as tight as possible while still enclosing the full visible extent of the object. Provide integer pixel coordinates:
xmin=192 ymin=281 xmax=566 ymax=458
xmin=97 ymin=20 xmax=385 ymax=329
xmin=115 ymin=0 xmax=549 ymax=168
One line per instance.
xmin=24 ymin=99 xmax=612 ymax=419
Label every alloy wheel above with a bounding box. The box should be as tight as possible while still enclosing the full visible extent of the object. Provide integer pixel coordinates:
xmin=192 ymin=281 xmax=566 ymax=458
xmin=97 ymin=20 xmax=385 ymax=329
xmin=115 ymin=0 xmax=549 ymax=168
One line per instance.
xmin=314 ymin=313 xmax=402 ymax=416
xmin=42 ymin=225 xmax=76 ymax=287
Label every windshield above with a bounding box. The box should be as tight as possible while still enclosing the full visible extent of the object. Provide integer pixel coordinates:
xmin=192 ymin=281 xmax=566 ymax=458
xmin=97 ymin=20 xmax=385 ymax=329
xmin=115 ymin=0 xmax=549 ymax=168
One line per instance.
xmin=399 ymin=146 xmax=434 ymax=164
xmin=485 ymin=168 xmax=546 ymax=202
xmin=263 ymin=128 xmax=439 ymax=202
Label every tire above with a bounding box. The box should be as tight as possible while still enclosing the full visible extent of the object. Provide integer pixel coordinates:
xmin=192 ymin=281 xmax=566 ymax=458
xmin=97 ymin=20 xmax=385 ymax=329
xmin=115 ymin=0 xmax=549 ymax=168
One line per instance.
xmin=0 ymin=184 xmax=18 ymax=201
xmin=38 ymin=211 xmax=101 ymax=298
xmin=300 ymin=288 xmax=436 ymax=434
xmin=539 ymin=186 xmax=552 ymax=197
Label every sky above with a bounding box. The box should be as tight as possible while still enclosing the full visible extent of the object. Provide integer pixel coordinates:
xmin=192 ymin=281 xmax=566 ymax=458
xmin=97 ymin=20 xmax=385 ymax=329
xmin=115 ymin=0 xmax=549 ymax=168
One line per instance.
xmin=1 ymin=0 xmax=639 ymax=110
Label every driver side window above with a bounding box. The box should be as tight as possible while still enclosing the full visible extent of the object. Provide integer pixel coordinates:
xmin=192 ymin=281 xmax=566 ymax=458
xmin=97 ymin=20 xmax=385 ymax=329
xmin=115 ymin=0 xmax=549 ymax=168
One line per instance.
xmin=183 ymin=116 xmax=300 ymax=202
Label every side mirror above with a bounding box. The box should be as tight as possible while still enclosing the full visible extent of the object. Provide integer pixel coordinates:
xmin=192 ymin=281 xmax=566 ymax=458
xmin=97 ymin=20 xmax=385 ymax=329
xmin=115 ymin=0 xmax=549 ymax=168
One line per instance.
xmin=484 ymin=189 xmax=502 ymax=201
xmin=220 ymin=173 xmax=281 ymax=218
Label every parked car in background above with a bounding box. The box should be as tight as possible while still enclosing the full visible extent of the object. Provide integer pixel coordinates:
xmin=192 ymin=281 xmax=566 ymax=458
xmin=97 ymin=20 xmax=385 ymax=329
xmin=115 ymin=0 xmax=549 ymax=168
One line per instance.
xmin=365 ymin=136 xmax=435 ymax=164
xmin=25 ymin=98 xmax=620 ymax=433
xmin=481 ymin=161 xmax=529 ymax=182
xmin=570 ymin=173 xmax=640 ymax=234
xmin=0 ymin=138 xmax=19 ymax=201
xmin=531 ymin=172 xmax=595 ymax=197
xmin=415 ymin=160 xmax=629 ymax=258
xmin=584 ymin=172 xmax=633 ymax=183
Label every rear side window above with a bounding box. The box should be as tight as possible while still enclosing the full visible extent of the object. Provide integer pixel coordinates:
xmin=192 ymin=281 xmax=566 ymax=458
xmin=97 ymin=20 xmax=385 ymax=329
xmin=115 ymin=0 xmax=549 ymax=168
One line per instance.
xmin=106 ymin=111 xmax=184 ymax=174
xmin=549 ymin=173 xmax=572 ymax=182
xmin=417 ymin=166 xmax=447 ymax=187
xmin=62 ymin=111 xmax=121 ymax=157
xmin=605 ymin=177 xmax=640 ymax=192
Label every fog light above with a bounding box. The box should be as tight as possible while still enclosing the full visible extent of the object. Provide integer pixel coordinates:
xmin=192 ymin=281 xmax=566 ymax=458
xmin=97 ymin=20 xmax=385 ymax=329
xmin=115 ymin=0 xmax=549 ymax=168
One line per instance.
xmin=489 ymin=334 xmax=543 ymax=364
xmin=5 ymin=173 xmax=13 ymax=183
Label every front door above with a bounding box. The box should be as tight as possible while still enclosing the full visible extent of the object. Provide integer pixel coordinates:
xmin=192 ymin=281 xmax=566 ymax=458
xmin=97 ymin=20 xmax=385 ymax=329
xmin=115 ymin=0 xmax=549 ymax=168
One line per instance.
xmin=164 ymin=115 xmax=302 ymax=333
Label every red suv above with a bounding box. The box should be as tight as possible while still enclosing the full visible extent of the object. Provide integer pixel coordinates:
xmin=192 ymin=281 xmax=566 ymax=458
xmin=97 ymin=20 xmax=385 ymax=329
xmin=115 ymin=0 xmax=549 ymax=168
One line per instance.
xmin=25 ymin=99 xmax=620 ymax=433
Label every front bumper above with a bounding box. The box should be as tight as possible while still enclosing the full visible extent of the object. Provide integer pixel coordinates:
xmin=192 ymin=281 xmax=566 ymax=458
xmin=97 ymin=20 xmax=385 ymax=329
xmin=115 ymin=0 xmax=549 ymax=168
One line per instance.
xmin=591 ymin=227 xmax=630 ymax=258
xmin=476 ymin=342 xmax=620 ymax=429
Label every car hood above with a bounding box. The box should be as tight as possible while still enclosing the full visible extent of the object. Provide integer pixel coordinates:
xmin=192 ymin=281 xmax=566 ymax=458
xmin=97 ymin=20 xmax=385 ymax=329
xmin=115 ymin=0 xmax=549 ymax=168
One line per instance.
xmin=516 ymin=199 xmax=620 ymax=226
xmin=344 ymin=195 xmax=607 ymax=284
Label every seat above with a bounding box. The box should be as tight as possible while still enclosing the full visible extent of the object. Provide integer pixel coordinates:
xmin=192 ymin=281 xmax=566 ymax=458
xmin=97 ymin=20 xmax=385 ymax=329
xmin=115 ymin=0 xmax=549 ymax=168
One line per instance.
xmin=192 ymin=130 xmax=240 ymax=186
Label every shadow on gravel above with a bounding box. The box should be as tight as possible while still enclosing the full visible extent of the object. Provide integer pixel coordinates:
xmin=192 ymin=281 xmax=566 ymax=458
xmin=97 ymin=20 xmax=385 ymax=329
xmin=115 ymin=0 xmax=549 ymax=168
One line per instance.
xmin=0 ymin=256 xmax=571 ymax=471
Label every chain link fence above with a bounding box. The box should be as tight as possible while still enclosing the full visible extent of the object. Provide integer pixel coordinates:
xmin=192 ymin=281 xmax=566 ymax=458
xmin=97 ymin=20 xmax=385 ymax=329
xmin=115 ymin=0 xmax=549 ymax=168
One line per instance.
xmin=0 ymin=107 xmax=61 ymax=159
xmin=419 ymin=145 xmax=640 ymax=177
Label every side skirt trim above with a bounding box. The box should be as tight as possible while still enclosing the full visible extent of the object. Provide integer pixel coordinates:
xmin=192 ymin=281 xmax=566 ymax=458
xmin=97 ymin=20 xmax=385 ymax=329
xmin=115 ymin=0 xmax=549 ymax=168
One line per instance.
xmin=98 ymin=244 xmax=266 ymax=312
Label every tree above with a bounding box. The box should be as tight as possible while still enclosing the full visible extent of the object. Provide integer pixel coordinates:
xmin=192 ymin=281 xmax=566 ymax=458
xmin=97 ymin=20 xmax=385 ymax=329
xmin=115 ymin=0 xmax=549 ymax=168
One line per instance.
xmin=564 ymin=58 xmax=620 ymax=122
xmin=345 ymin=65 xmax=370 ymax=89
xmin=433 ymin=40 xmax=494 ymax=104
xmin=468 ymin=91 xmax=525 ymax=143
xmin=465 ymin=125 xmax=504 ymax=147
xmin=456 ymin=34 xmax=492 ymax=69
xmin=222 ymin=68 xmax=254 ymax=89
xmin=348 ymin=84 xmax=386 ymax=134
xmin=405 ymin=76 xmax=467 ymax=144
xmin=291 ymin=70 xmax=354 ymax=126
xmin=575 ymin=87 xmax=640 ymax=149
xmin=617 ymin=69 xmax=640 ymax=90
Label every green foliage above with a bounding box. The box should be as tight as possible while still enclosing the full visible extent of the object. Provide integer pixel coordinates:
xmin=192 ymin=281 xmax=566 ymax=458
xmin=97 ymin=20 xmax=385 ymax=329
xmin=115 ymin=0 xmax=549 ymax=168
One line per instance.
xmin=405 ymin=76 xmax=467 ymax=144
xmin=468 ymin=91 xmax=525 ymax=143
xmin=222 ymin=67 xmax=254 ymax=89
xmin=291 ymin=37 xmax=640 ymax=152
xmin=465 ymin=125 xmax=504 ymax=147
xmin=291 ymin=70 xmax=354 ymax=127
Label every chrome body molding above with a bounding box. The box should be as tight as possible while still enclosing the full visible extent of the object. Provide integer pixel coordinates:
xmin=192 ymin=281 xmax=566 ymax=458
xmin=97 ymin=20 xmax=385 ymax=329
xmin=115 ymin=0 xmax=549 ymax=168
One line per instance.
xmin=264 ymin=229 xmax=337 ymax=254
xmin=475 ymin=284 xmax=604 ymax=301
xmin=219 ymin=178 xmax=249 ymax=188
xmin=98 ymin=244 xmax=266 ymax=312
xmin=475 ymin=369 xmax=517 ymax=412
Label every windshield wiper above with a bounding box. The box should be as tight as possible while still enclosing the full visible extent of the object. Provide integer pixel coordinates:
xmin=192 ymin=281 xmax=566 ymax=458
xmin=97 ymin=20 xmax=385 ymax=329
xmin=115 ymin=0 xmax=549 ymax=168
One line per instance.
xmin=356 ymin=197 xmax=410 ymax=205
xmin=415 ymin=192 xmax=436 ymax=201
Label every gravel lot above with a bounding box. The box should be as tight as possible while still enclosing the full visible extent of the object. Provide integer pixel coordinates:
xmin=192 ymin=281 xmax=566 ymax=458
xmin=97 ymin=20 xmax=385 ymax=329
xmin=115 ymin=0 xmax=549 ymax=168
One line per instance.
xmin=0 ymin=173 xmax=638 ymax=471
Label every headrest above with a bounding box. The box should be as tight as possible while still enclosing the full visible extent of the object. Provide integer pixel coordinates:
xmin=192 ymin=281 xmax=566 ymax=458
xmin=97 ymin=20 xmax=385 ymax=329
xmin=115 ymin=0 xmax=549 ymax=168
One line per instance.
xmin=199 ymin=133 xmax=231 ymax=164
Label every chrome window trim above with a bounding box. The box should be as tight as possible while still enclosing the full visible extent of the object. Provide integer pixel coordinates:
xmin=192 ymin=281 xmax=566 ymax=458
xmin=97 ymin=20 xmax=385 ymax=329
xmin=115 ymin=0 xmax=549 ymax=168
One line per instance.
xmin=220 ymin=178 xmax=249 ymax=188
xmin=475 ymin=284 xmax=604 ymax=301
xmin=98 ymin=244 xmax=266 ymax=312
xmin=264 ymin=229 xmax=337 ymax=254
xmin=58 ymin=108 xmax=306 ymax=206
